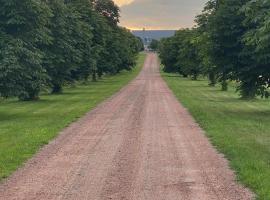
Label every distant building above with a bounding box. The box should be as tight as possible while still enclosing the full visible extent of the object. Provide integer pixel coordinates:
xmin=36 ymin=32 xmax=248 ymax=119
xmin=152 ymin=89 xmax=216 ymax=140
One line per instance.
xmin=132 ymin=29 xmax=176 ymax=49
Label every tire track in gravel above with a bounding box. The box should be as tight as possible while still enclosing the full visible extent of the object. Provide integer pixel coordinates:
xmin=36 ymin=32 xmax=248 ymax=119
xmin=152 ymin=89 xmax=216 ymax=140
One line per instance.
xmin=0 ymin=53 xmax=254 ymax=200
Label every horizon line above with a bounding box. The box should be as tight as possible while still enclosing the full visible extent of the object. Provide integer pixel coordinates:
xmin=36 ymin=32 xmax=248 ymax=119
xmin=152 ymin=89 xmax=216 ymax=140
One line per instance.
xmin=129 ymin=29 xmax=178 ymax=31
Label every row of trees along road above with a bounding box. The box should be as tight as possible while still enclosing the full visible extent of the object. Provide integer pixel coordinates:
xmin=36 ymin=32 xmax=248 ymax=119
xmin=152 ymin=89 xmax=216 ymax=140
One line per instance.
xmin=159 ymin=0 xmax=270 ymax=99
xmin=0 ymin=0 xmax=144 ymax=101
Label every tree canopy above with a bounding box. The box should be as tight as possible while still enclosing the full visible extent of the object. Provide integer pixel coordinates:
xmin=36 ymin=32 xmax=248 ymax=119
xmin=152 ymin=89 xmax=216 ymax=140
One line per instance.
xmin=158 ymin=0 xmax=270 ymax=99
xmin=0 ymin=0 xmax=142 ymax=100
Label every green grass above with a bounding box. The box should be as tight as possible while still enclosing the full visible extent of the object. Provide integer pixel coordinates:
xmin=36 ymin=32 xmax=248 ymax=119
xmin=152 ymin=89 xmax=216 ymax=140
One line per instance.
xmin=0 ymin=53 xmax=146 ymax=181
xmin=162 ymin=72 xmax=270 ymax=200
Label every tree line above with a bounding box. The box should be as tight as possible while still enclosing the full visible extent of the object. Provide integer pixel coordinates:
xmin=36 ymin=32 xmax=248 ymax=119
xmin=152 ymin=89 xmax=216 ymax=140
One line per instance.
xmin=0 ymin=0 xmax=143 ymax=101
xmin=159 ymin=0 xmax=270 ymax=99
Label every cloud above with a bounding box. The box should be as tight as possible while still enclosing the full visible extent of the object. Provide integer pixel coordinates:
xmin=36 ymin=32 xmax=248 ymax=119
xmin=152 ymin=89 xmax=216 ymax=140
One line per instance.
xmin=114 ymin=0 xmax=134 ymax=7
xmin=118 ymin=0 xmax=207 ymax=30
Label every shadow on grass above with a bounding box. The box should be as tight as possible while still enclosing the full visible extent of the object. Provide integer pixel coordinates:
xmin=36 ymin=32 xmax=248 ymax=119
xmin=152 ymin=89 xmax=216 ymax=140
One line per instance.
xmin=162 ymin=74 xmax=181 ymax=78
xmin=0 ymin=111 xmax=28 ymax=121
xmin=225 ymin=109 xmax=270 ymax=118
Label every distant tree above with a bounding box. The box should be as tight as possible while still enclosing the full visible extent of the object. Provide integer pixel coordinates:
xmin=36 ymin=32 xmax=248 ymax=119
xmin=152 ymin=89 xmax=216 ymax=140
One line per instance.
xmin=159 ymin=37 xmax=181 ymax=74
xmin=175 ymin=29 xmax=203 ymax=80
xmin=159 ymin=29 xmax=204 ymax=79
xmin=149 ymin=39 xmax=159 ymax=51
xmin=136 ymin=37 xmax=145 ymax=51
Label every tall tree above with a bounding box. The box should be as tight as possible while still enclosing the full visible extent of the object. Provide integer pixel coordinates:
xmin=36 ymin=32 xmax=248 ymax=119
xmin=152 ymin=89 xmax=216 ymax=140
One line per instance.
xmin=195 ymin=6 xmax=218 ymax=86
xmin=159 ymin=37 xmax=181 ymax=74
xmin=66 ymin=0 xmax=94 ymax=82
xmin=0 ymin=0 xmax=51 ymax=100
xmin=240 ymin=0 xmax=270 ymax=98
xmin=175 ymin=29 xmax=203 ymax=80
xmin=43 ymin=0 xmax=82 ymax=93
xmin=201 ymin=0 xmax=248 ymax=91
xmin=0 ymin=0 xmax=142 ymax=100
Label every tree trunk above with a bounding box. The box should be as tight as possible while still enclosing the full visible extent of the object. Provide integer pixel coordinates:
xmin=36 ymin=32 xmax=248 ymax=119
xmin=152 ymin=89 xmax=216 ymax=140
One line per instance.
xmin=19 ymin=90 xmax=40 ymax=101
xmin=51 ymin=84 xmax=63 ymax=94
xmin=221 ymin=73 xmax=228 ymax=91
xmin=182 ymin=74 xmax=188 ymax=78
xmin=92 ymin=70 xmax=97 ymax=82
xmin=208 ymin=71 xmax=217 ymax=87
xmin=192 ymin=72 xmax=198 ymax=80
xmin=98 ymin=70 xmax=103 ymax=79
xmin=239 ymin=80 xmax=257 ymax=99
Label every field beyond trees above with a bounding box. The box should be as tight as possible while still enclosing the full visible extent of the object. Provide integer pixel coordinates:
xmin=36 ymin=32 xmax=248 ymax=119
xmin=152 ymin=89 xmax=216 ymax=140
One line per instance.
xmin=0 ymin=53 xmax=145 ymax=181
xmin=162 ymin=72 xmax=270 ymax=200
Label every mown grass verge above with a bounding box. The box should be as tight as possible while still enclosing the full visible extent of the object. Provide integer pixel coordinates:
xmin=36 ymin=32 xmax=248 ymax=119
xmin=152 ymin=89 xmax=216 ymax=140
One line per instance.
xmin=162 ymin=72 xmax=270 ymax=200
xmin=0 ymin=53 xmax=146 ymax=180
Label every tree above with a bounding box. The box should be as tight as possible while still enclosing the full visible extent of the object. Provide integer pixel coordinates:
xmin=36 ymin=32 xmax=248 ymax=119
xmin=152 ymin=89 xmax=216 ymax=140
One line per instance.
xmin=159 ymin=37 xmax=181 ymax=74
xmin=0 ymin=0 xmax=51 ymax=100
xmin=136 ymin=37 xmax=145 ymax=52
xmin=91 ymin=0 xmax=140 ymax=76
xmin=0 ymin=0 xmax=142 ymax=100
xmin=195 ymin=6 xmax=218 ymax=86
xmin=239 ymin=0 xmax=270 ymax=98
xmin=66 ymin=0 xmax=95 ymax=82
xmin=159 ymin=29 xmax=204 ymax=79
xmin=158 ymin=0 xmax=270 ymax=99
xmin=43 ymin=0 xmax=83 ymax=93
xmin=175 ymin=29 xmax=203 ymax=80
xmin=200 ymin=0 xmax=248 ymax=91
xmin=149 ymin=39 xmax=159 ymax=51
xmin=92 ymin=0 xmax=120 ymax=26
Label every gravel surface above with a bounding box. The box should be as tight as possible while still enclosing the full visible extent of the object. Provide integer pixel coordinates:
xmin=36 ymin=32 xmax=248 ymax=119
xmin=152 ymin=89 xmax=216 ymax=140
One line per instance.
xmin=0 ymin=53 xmax=254 ymax=200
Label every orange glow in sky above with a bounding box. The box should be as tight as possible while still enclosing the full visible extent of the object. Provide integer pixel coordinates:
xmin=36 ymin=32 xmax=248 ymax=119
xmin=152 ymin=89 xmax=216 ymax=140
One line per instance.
xmin=114 ymin=0 xmax=207 ymax=30
xmin=114 ymin=0 xmax=134 ymax=7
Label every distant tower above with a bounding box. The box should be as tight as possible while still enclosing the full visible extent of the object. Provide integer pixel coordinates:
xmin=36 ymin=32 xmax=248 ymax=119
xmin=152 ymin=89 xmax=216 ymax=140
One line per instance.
xmin=143 ymin=28 xmax=146 ymax=43
xmin=142 ymin=28 xmax=148 ymax=50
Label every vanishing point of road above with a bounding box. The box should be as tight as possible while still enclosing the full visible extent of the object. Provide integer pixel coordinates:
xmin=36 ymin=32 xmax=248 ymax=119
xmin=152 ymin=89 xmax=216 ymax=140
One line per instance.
xmin=0 ymin=53 xmax=253 ymax=200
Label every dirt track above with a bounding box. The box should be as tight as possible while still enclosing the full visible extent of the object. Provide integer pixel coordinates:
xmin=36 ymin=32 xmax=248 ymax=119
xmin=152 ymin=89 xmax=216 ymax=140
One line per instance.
xmin=0 ymin=53 xmax=253 ymax=200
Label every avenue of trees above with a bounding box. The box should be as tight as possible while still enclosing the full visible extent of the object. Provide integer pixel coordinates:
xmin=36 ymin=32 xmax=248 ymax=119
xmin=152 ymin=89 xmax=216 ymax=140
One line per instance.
xmin=0 ymin=0 xmax=143 ymax=101
xmin=159 ymin=0 xmax=270 ymax=99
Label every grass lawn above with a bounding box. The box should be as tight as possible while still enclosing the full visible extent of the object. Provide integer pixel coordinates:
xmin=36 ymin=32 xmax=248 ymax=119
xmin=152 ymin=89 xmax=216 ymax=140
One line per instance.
xmin=162 ymin=72 xmax=270 ymax=200
xmin=0 ymin=53 xmax=146 ymax=181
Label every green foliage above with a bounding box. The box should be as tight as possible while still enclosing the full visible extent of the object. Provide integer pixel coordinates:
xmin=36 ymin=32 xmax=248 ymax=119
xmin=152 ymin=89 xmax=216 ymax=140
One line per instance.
xmin=92 ymin=0 xmax=120 ymax=26
xmin=149 ymin=39 xmax=159 ymax=51
xmin=44 ymin=0 xmax=81 ymax=93
xmin=159 ymin=37 xmax=180 ymax=74
xmin=0 ymin=0 xmax=142 ymax=100
xmin=158 ymin=0 xmax=270 ymax=99
xmin=159 ymin=29 xmax=203 ymax=79
xmin=0 ymin=0 xmax=51 ymax=100
xmin=135 ymin=37 xmax=145 ymax=52
xmin=175 ymin=29 xmax=203 ymax=80
xmin=65 ymin=0 xmax=95 ymax=82
xmin=240 ymin=0 xmax=270 ymax=99
xmin=0 ymin=53 xmax=146 ymax=180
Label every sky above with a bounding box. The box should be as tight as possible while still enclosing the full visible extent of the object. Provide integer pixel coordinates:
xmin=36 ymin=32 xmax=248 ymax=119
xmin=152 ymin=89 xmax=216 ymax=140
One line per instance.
xmin=114 ymin=0 xmax=208 ymax=30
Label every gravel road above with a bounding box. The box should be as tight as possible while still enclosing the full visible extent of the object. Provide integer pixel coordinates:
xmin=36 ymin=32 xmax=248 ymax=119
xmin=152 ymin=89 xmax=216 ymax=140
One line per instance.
xmin=0 ymin=53 xmax=253 ymax=200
